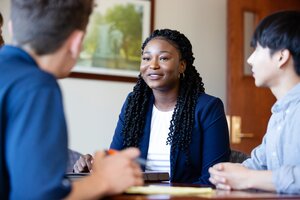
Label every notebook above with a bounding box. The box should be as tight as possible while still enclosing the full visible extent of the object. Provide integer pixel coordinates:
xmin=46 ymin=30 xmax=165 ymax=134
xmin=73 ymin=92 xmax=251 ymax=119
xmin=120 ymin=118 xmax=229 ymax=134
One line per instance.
xmin=65 ymin=172 xmax=89 ymax=181
xmin=125 ymin=185 xmax=213 ymax=195
xmin=65 ymin=171 xmax=169 ymax=182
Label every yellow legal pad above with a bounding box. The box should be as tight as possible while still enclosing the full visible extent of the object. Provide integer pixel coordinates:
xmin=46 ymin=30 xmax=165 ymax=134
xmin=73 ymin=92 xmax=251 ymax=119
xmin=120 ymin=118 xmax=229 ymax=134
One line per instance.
xmin=125 ymin=185 xmax=213 ymax=195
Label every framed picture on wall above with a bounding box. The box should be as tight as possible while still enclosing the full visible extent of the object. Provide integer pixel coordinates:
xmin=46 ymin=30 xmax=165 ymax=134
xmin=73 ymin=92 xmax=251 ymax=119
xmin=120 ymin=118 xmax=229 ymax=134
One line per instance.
xmin=69 ymin=0 xmax=155 ymax=82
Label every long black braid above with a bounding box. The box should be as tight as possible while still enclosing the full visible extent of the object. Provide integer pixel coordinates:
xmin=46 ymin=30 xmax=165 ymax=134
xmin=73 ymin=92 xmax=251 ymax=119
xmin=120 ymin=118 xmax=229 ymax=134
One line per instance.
xmin=122 ymin=29 xmax=205 ymax=170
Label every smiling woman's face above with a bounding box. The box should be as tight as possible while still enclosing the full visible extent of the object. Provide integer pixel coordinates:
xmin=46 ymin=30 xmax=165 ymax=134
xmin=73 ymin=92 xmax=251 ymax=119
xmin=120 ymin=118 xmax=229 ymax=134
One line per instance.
xmin=140 ymin=38 xmax=185 ymax=92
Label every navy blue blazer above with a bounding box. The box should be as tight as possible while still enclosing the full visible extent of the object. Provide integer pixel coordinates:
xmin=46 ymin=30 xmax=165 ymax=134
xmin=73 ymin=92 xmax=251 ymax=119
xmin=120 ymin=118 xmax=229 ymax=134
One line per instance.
xmin=110 ymin=92 xmax=230 ymax=185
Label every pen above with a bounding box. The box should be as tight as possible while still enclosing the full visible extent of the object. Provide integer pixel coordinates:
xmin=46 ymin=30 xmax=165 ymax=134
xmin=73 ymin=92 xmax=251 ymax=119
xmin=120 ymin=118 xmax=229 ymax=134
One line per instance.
xmin=105 ymin=149 xmax=148 ymax=167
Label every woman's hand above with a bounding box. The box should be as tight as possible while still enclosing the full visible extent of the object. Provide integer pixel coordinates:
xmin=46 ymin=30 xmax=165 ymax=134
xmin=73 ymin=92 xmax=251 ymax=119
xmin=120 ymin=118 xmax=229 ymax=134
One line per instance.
xmin=73 ymin=154 xmax=94 ymax=173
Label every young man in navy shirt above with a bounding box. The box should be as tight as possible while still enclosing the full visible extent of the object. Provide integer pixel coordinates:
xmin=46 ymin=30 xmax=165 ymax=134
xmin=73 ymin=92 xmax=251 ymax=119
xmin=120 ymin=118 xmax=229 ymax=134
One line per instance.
xmin=0 ymin=0 xmax=143 ymax=199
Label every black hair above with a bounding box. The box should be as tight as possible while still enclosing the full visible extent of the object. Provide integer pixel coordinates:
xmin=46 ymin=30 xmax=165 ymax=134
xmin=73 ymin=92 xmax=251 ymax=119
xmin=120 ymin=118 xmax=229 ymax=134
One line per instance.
xmin=0 ymin=12 xmax=3 ymax=25
xmin=122 ymin=29 xmax=205 ymax=172
xmin=251 ymin=10 xmax=300 ymax=75
xmin=11 ymin=0 xmax=93 ymax=55
xmin=0 ymin=12 xmax=4 ymax=46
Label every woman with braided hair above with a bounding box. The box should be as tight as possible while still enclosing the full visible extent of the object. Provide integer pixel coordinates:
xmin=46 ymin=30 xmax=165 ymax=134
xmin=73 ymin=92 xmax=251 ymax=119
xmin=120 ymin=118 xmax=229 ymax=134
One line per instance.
xmin=74 ymin=29 xmax=230 ymax=185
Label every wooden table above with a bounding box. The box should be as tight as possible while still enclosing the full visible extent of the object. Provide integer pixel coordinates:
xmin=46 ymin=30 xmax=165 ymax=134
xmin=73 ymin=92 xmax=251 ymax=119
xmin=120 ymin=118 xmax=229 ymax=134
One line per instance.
xmin=104 ymin=182 xmax=300 ymax=200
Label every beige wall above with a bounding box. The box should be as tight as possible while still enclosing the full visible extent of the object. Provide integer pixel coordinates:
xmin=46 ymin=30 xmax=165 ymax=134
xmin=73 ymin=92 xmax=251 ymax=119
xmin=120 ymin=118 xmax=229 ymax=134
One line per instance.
xmin=0 ymin=0 xmax=227 ymax=154
xmin=0 ymin=0 xmax=10 ymax=43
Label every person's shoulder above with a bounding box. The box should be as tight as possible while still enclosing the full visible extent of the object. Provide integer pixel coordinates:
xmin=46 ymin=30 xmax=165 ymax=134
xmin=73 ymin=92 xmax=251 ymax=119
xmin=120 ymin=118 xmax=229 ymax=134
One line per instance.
xmin=31 ymin=69 xmax=56 ymax=85
xmin=196 ymin=93 xmax=223 ymax=105
xmin=194 ymin=93 xmax=226 ymax=122
xmin=194 ymin=92 xmax=225 ymax=114
xmin=19 ymin=67 xmax=57 ymax=92
xmin=5 ymin=66 xmax=58 ymax=101
xmin=127 ymin=91 xmax=134 ymax=98
xmin=1 ymin=47 xmax=57 ymax=90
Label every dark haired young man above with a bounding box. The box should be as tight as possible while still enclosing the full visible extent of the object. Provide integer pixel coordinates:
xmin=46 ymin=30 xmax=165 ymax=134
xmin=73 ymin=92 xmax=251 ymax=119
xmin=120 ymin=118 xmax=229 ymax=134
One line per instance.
xmin=0 ymin=0 xmax=143 ymax=199
xmin=209 ymin=10 xmax=300 ymax=194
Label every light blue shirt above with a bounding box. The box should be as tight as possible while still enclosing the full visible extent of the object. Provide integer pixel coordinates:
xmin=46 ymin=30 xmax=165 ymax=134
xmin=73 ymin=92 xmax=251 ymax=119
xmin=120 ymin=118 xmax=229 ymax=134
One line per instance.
xmin=243 ymin=83 xmax=300 ymax=194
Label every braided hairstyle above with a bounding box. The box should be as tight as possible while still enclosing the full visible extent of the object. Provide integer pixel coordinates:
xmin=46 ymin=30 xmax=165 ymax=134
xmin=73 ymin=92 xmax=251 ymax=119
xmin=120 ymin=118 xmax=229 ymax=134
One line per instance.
xmin=0 ymin=12 xmax=4 ymax=46
xmin=122 ymin=29 xmax=205 ymax=167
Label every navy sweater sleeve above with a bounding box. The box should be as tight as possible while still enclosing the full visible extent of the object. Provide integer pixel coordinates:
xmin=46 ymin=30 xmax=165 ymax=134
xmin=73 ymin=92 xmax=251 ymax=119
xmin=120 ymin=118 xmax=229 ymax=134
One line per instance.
xmin=5 ymin=83 xmax=71 ymax=199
